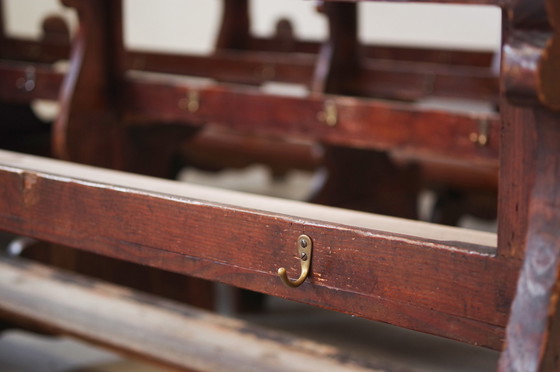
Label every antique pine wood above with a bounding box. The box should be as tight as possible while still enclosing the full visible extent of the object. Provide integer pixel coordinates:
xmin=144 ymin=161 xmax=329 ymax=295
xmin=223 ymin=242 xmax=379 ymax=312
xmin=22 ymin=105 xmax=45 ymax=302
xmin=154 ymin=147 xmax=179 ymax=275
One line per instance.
xmin=497 ymin=0 xmax=554 ymax=260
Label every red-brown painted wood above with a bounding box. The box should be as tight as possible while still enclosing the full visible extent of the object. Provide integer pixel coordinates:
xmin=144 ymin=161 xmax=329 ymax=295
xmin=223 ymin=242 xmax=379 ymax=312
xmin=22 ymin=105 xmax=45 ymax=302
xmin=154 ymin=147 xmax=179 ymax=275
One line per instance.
xmin=53 ymin=0 xmax=126 ymax=167
xmin=123 ymin=77 xmax=500 ymax=166
xmin=498 ymin=109 xmax=560 ymax=371
xmin=0 ymin=47 xmax=498 ymax=103
xmin=498 ymin=1 xmax=560 ymax=370
xmin=496 ymin=104 xmax=536 ymax=259
xmin=498 ymin=0 xmax=557 ymax=259
xmin=0 ymin=151 xmax=516 ymax=349
xmin=0 ymin=62 xmax=63 ymax=102
xmin=0 ymin=6 xmax=500 ymax=103
xmin=0 ymin=25 xmax=498 ymax=68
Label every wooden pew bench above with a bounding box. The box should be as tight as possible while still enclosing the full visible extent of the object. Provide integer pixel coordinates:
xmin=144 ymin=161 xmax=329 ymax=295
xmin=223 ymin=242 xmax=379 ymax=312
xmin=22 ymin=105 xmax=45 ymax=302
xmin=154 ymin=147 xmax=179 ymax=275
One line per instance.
xmin=0 ymin=0 xmax=559 ymax=371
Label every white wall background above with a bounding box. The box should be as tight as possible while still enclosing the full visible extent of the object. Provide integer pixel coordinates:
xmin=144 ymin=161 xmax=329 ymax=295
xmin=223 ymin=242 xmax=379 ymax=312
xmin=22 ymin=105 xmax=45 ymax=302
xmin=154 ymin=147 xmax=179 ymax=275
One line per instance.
xmin=5 ymin=0 xmax=501 ymax=53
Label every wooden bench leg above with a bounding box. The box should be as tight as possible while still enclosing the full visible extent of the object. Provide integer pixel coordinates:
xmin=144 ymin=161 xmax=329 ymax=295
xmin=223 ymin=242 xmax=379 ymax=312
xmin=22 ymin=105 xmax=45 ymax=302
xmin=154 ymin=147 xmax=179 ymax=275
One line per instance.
xmin=309 ymin=3 xmax=420 ymax=219
xmin=310 ymin=146 xmax=419 ymax=218
xmin=51 ymin=0 xmax=214 ymax=310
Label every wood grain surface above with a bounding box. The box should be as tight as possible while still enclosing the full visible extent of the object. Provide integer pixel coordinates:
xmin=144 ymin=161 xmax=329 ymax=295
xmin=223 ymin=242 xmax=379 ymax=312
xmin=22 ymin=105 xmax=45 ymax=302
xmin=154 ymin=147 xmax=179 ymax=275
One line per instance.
xmin=0 ymin=150 xmax=517 ymax=349
xmin=0 ymin=255 xmax=387 ymax=372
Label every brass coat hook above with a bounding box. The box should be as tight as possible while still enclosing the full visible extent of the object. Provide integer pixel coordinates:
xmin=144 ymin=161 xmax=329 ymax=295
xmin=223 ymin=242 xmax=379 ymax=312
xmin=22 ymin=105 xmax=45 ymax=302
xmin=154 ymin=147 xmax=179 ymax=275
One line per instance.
xmin=278 ymin=235 xmax=312 ymax=288
xmin=317 ymin=100 xmax=338 ymax=127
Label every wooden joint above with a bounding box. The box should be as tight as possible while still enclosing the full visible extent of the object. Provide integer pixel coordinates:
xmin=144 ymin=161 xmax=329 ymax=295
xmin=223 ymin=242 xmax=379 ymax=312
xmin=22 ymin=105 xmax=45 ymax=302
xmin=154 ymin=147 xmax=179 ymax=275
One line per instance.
xmin=537 ymin=0 xmax=560 ymax=110
xmin=502 ymin=0 xmax=560 ymax=111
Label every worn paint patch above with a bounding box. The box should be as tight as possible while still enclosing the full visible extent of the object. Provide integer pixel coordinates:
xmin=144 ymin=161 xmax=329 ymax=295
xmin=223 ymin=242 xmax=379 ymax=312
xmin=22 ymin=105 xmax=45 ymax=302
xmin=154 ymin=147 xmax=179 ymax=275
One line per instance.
xmin=21 ymin=171 xmax=39 ymax=207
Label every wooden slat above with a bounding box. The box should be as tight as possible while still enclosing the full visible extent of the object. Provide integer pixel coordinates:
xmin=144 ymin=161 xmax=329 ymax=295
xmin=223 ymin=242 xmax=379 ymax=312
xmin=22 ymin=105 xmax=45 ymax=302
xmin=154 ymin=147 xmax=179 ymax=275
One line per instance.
xmin=127 ymin=50 xmax=315 ymax=85
xmin=0 ymin=150 xmax=516 ymax=349
xmin=0 ymin=62 xmax=63 ymax=103
xmin=0 ymin=49 xmax=497 ymax=104
xmin=127 ymin=50 xmax=498 ymax=102
xmin=246 ymin=38 xmax=496 ymax=67
xmin=0 ymin=63 xmax=500 ymax=165
xmin=123 ymin=74 xmax=500 ymax=166
xmin=357 ymin=58 xmax=497 ymax=102
xmin=0 ymin=256 xmax=382 ymax=372
xmin=0 ymin=37 xmax=69 ymax=63
xmin=2 ymin=36 xmax=497 ymax=68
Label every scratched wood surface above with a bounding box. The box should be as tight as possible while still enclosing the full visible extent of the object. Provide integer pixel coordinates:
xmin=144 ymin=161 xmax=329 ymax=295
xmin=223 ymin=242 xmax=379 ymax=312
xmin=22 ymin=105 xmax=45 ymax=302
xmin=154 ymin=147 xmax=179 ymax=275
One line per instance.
xmin=0 ymin=256 xmax=390 ymax=372
xmin=0 ymin=150 xmax=516 ymax=349
xmin=5 ymin=1 xmax=560 ymax=370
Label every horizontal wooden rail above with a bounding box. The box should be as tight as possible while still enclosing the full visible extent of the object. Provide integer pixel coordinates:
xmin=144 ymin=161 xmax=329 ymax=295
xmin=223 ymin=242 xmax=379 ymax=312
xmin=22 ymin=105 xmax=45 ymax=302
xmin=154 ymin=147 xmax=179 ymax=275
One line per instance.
xmin=0 ymin=256 xmax=380 ymax=372
xmin=246 ymin=38 xmax=497 ymax=66
xmin=125 ymin=50 xmax=498 ymax=102
xmin=124 ymin=74 xmax=500 ymax=166
xmin=0 ymin=151 xmax=517 ymax=348
xmin=0 ymin=46 xmax=498 ymax=103
xmin=0 ymin=62 xmax=500 ymax=166
xmin=2 ymin=36 xmax=497 ymax=68
xmin=0 ymin=37 xmax=69 ymax=64
xmin=0 ymin=62 xmax=62 ymax=102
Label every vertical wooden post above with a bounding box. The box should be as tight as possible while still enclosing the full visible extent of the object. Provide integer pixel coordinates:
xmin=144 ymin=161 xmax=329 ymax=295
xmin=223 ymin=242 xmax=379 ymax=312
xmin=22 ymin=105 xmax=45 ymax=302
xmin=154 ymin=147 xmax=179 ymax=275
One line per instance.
xmin=312 ymin=1 xmax=359 ymax=95
xmin=310 ymin=2 xmax=419 ymax=219
xmin=54 ymin=0 xmax=126 ymax=168
xmin=498 ymin=0 xmax=560 ymax=370
xmin=498 ymin=109 xmax=560 ymax=372
xmin=50 ymin=0 xmax=214 ymax=310
xmin=496 ymin=0 xmax=551 ymax=260
xmin=497 ymin=104 xmax=537 ymax=259
xmin=215 ymin=0 xmax=250 ymax=51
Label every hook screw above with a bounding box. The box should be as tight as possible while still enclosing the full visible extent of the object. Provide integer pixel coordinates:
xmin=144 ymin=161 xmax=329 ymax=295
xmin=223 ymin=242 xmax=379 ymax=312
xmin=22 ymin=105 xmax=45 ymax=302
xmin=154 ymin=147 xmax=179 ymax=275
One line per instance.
xmin=278 ymin=234 xmax=313 ymax=288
